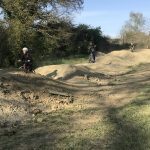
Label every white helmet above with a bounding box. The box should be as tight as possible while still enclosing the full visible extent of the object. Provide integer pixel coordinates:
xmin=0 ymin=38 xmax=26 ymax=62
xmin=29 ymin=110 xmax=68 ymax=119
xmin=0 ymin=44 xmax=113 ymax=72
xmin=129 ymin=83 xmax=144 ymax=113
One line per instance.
xmin=22 ymin=47 xmax=28 ymax=53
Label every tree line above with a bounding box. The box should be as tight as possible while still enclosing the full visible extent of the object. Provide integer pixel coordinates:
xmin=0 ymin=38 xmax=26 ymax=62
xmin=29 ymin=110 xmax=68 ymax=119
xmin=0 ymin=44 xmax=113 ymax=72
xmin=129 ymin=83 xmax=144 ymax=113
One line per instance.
xmin=120 ymin=12 xmax=150 ymax=48
xmin=0 ymin=0 xmax=109 ymax=67
xmin=0 ymin=0 xmax=148 ymax=67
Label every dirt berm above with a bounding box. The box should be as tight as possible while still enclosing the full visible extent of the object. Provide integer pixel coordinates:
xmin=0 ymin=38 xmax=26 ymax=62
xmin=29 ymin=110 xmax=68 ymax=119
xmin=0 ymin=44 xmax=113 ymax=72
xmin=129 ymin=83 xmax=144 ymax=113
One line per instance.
xmin=0 ymin=49 xmax=150 ymax=149
xmin=35 ymin=49 xmax=150 ymax=80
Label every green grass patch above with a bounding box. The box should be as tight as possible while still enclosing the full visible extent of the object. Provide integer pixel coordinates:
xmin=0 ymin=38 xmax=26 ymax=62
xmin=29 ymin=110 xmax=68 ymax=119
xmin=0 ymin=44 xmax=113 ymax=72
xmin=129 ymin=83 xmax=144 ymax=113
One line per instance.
xmin=38 ymin=55 xmax=88 ymax=67
xmin=107 ymin=85 xmax=150 ymax=150
xmin=1 ymin=84 xmax=150 ymax=150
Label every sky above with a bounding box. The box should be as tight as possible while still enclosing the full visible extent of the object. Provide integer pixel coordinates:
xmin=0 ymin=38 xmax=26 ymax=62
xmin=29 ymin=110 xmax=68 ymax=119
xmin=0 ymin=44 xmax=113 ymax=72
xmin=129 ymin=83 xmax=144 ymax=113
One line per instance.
xmin=73 ymin=0 xmax=150 ymax=38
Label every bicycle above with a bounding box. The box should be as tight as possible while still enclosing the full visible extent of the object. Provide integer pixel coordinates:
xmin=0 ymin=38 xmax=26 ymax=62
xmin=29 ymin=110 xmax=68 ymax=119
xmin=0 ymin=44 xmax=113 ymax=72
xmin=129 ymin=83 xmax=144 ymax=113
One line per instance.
xmin=129 ymin=43 xmax=135 ymax=52
xmin=18 ymin=59 xmax=34 ymax=73
xmin=89 ymin=53 xmax=95 ymax=63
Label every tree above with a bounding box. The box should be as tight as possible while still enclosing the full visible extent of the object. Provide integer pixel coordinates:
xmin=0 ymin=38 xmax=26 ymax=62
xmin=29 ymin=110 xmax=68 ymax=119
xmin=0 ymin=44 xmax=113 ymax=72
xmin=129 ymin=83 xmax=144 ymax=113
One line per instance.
xmin=120 ymin=12 xmax=146 ymax=44
xmin=127 ymin=12 xmax=145 ymax=32
xmin=0 ymin=0 xmax=84 ymax=65
xmin=68 ymin=24 xmax=109 ymax=55
xmin=0 ymin=22 xmax=13 ymax=66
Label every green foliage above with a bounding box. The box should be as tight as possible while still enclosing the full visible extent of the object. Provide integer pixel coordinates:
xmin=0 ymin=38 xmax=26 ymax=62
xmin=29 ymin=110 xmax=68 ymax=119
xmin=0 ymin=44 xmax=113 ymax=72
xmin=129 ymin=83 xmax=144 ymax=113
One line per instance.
xmin=0 ymin=0 xmax=83 ymax=66
xmin=68 ymin=24 xmax=109 ymax=55
xmin=0 ymin=0 xmax=110 ymax=67
xmin=0 ymin=22 xmax=13 ymax=66
xmin=38 ymin=54 xmax=88 ymax=66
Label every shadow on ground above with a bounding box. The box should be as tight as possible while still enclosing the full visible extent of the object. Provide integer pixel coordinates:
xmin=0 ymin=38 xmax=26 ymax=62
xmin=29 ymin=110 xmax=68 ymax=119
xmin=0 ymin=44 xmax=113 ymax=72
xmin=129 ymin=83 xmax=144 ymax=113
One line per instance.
xmin=0 ymin=64 xmax=150 ymax=149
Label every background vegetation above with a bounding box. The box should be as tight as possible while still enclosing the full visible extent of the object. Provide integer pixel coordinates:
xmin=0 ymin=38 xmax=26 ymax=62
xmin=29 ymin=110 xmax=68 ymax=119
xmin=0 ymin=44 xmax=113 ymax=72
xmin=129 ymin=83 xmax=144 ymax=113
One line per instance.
xmin=0 ymin=0 xmax=110 ymax=67
xmin=0 ymin=1 xmax=150 ymax=67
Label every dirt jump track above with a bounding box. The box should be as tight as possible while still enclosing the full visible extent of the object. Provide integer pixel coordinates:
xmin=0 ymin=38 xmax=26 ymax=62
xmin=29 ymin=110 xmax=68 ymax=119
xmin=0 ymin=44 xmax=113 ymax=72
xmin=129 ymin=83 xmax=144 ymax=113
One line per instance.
xmin=35 ymin=49 xmax=150 ymax=80
xmin=0 ymin=49 xmax=150 ymax=149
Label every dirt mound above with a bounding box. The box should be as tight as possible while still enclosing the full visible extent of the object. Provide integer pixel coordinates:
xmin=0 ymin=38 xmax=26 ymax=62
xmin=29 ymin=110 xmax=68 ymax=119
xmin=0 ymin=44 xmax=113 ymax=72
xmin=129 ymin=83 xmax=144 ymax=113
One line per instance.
xmin=35 ymin=49 xmax=150 ymax=80
xmin=0 ymin=70 xmax=75 ymax=125
xmin=35 ymin=64 xmax=107 ymax=80
xmin=35 ymin=64 xmax=85 ymax=80
xmin=98 ymin=49 xmax=150 ymax=66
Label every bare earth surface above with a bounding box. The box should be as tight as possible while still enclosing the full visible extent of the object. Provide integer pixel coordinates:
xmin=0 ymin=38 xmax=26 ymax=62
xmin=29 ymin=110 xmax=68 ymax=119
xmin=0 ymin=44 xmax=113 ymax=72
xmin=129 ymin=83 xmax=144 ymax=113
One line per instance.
xmin=0 ymin=49 xmax=150 ymax=149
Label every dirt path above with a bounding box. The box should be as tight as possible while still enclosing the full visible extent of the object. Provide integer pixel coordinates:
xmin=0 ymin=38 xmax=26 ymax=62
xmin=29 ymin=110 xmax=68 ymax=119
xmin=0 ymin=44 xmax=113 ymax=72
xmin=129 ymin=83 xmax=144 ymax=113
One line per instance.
xmin=0 ymin=64 xmax=149 ymax=149
xmin=0 ymin=50 xmax=150 ymax=149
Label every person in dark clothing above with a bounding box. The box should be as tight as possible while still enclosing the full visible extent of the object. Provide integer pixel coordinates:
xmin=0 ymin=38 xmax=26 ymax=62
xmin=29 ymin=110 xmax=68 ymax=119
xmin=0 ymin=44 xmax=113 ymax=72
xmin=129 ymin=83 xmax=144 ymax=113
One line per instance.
xmin=130 ymin=42 xmax=135 ymax=52
xmin=88 ymin=42 xmax=96 ymax=63
xmin=18 ymin=47 xmax=33 ymax=72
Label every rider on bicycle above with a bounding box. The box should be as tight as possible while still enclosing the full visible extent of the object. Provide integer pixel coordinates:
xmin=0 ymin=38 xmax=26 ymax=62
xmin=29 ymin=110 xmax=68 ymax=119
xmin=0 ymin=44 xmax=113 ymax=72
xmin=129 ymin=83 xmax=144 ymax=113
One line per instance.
xmin=88 ymin=42 xmax=96 ymax=63
xmin=130 ymin=42 xmax=135 ymax=52
xmin=18 ymin=47 xmax=33 ymax=72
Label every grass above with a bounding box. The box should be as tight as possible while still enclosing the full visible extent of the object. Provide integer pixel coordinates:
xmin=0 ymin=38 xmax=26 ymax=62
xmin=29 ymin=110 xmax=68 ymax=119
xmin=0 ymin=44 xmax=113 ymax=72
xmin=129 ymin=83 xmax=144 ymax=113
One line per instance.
xmin=1 ymin=64 xmax=150 ymax=150
xmin=0 ymin=106 xmax=114 ymax=150
xmin=107 ymin=88 xmax=150 ymax=150
xmin=1 ymin=91 xmax=150 ymax=150
xmin=2 ymin=86 xmax=150 ymax=150
xmin=127 ymin=63 xmax=150 ymax=74
xmin=38 ymin=55 xmax=88 ymax=66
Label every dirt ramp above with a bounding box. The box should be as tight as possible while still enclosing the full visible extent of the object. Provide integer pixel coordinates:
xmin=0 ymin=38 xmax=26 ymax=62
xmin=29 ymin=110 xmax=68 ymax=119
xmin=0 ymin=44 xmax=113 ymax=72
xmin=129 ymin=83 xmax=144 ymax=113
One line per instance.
xmin=0 ymin=70 xmax=77 ymax=125
xmin=133 ymin=49 xmax=150 ymax=64
xmin=35 ymin=49 xmax=150 ymax=80
xmin=35 ymin=64 xmax=76 ymax=78
xmin=97 ymin=49 xmax=150 ymax=66
xmin=35 ymin=64 xmax=106 ymax=80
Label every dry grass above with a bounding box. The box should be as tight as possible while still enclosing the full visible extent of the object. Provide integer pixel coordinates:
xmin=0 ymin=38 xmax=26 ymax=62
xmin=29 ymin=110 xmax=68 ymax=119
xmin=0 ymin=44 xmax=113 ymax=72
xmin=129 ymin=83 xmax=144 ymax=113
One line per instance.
xmin=0 ymin=51 xmax=150 ymax=149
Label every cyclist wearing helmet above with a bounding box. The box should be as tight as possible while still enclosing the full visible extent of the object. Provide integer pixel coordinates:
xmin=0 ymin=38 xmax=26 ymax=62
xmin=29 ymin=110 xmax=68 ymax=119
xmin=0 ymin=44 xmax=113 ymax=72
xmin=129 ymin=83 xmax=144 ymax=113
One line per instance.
xmin=18 ymin=47 xmax=33 ymax=72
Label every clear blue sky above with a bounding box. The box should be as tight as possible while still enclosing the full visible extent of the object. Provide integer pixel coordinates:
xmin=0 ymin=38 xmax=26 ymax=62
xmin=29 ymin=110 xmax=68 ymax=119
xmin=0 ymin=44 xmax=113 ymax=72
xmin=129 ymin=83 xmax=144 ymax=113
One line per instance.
xmin=73 ymin=0 xmax=150 ymax=38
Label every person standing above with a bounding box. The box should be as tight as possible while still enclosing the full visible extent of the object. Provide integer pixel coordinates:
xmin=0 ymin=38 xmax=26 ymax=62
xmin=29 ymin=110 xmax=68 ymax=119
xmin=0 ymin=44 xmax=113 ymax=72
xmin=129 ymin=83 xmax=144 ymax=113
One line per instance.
xmin=88 ymin=42 xmax=96 ymax=63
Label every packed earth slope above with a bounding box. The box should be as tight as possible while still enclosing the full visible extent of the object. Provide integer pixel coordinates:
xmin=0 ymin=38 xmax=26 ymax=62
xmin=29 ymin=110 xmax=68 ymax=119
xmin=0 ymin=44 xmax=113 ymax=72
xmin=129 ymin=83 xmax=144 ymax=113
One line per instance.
xmin=0 ymin=70 xmax=76 ymax=123
xmin=0 ymin=49 xmax=150 ymax=149
xmin=35 ymin=49 xmax=150 ymax=80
